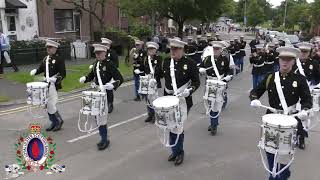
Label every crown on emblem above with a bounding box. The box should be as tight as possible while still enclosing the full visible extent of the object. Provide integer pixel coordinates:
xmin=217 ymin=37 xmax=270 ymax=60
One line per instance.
xmin=29 ymin=123 xmax=41 ymax=134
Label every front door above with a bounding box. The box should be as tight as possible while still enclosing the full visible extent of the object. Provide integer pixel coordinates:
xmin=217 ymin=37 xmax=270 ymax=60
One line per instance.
xmin=6 ymin=15 xmax=17 ymax=40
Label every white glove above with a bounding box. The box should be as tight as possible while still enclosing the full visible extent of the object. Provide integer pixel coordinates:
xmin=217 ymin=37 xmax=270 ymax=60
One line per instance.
xmin=103 ymin=83 xmax=114 ymax=90
xmin=181 ymin=88 xmax=192 ymax=97
xmin=89 ymin=65 xmax=93 ymax=69
xmin=48 ymin=77 xmax=57 ymax=83
xmin=223 ymin=75 xmax=233 ymax=82
xmin=79 ymin=76 xmax=86 ymax=84
xmin=149 ymin=79 xmax=157 ymax=86
xmin=250 ymin=99 xmax=262 ymax=107
xmin=133 ymin=53 xmax=139 ymax=59
xmin=296 ymin=109 xmax=308 ymax=120
xmin=30 ymin=69 xmax=37 ymax=76
xmin=134 ymin=69 xmax=141 ymax=74
xmin=199 ymin=68 xmax=206 ymax=74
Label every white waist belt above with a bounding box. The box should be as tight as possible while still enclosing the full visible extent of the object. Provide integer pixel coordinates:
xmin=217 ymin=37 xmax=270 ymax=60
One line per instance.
xmin=265 ymin=61 xmax=274 ymax=65
xmin=253 ymin=63 xmax=264 ymax=67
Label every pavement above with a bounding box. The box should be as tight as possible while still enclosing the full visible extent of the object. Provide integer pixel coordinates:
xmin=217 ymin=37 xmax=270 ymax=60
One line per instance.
xmin=0 ymin=31 xmax=319 ymax=180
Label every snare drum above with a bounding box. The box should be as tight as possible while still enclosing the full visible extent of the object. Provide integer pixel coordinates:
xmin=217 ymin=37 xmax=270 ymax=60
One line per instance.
xmin=203 ymin=79 xmax=226 ymax=101
xmin=80 ymin=91 xmax=107 ymax=116
xmin=138 ymin=75 xmax=157 ymax=95
xmin=259 ymin=114 xmax=297 ymax=155
xmin=312 ymin=88 xmax=320 ymax=112
xmin=153 ymin=96 xmax=182 ymax=130
xmin=26 ymin=82 xmax=48 ymax=106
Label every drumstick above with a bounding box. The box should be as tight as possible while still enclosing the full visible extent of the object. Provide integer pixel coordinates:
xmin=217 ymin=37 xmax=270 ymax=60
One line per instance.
xmin=259 ymin=104 xmax=278 ymax=113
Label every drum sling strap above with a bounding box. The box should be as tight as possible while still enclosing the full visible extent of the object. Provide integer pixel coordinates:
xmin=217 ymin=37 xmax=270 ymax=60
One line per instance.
xmin=169 ymin=58 xmax=191 ymax=95
xmin=209 ymin=47 xmax=221 ymax=80
xmin=296 ymin=58 xmax=306 ymax=77
xmin=275 ymin=71 xmax=289 ymax=115
xmin=45 ymin=55 xmax=50 ymax=83
xmin=96 ymin=61 xmax=105 ymax=93
xmin=148 ymin=56 xmax=155 ymax=75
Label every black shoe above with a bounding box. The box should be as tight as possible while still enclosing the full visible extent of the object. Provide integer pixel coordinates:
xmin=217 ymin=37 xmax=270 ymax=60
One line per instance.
xmin=97 ymin=140 xmax=110 ymax=150
xmin=108 ymin=104 xmax=113 ymax=114
xmin=208 ymin=126 xmax=211 ymax=131
xmin=168 ymin=154 xmax=176 ymax=162
xmin=46 ymin=124 xmax=55 ymax=131
xmin=174 ymin=151 xmax=184 ymax=166
xmin=53 ymin=120 xmax=64 ymax=132
xmin=211 ymin=126 xmax=217 ymax=136
xmin=144 ymin=116 xmax=154 ymax=123
xmin=298 ymin=137 xmax=305 ymax=150
xmin=134 ymin=96 xmax=141 ymax=101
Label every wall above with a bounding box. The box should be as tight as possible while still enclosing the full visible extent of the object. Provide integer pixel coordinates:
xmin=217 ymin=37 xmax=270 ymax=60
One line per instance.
xmin=16 ymin=0 xmax=39 ymax=40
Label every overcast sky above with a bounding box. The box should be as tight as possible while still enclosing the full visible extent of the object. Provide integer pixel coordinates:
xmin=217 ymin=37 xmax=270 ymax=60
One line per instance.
xmin=234 ymin=0 xmax=314 ymax=7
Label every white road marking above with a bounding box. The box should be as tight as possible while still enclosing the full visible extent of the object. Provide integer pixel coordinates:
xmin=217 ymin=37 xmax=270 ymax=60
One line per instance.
xmin=67 ymin=113 xmax=147 ymax=143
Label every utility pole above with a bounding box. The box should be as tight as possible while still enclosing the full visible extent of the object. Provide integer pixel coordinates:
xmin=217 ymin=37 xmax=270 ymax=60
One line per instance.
xmin=283 ymin=0 xmax=288 ymax=27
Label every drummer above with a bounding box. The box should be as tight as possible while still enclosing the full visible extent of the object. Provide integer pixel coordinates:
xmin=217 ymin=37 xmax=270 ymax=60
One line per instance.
xmin=294 ymin=42 xmax=320 ymax=86
xmin=249 ymin=46 xmax=312 ymax=180
xmin=79 ymin=44 xmax=124 ymax=150
xmin=160 ymin=37 xmax=200 ymax=166
xmin=30 ymin=39 xmax=66 ymax=132
xmin=141 ymin=42 xmax=163 ymax=123
xmin=198 ymin=41 xmax=233 ymax=135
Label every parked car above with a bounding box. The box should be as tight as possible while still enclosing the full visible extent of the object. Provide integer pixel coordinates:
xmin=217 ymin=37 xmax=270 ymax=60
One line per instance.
xmin=287 ymin=35 xmax=300 ymax=45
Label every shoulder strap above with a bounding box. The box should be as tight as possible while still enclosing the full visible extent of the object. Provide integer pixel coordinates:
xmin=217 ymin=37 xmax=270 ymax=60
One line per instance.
xmin=265 ymin=74 xmax=273 ymax=89
xmin=274 ymin=72 xmax=289 ymax=115
xmin=296 ymin=58 xmax=305 ymax=76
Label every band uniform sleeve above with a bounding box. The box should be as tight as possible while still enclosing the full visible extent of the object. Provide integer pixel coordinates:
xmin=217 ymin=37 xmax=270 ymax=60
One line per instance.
xmin=299 ymin=76 xmax=313 ymax=110
xmin=35 ymin=57 xmax=46 ymax=75
xmin=249 ymin=74 xmax=270 ymax=101
xmin=188 ymin=59 xmax=200 ymax=94
xmin=55 ymin=56 xmax=66 ymax=83
xmin=111 ymin=65 xmax=124 ymax=90
xmin=84 ymin=62 xmax=96 ymax=83
xmin=155 ymin=56 xmax=163 ymax=88
xmin=313 ymin=60 xmax=320 ymax=82
xmin=111 ymin=50 xmax=119 ymax=68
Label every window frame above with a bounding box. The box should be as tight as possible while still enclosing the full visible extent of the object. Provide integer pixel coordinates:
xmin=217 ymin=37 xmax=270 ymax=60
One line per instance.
xmin=54 ymin=9 xmax=80 ymax=33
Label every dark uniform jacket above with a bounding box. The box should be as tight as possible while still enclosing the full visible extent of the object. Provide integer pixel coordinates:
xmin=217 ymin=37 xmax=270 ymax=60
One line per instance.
xmin=142 ymin=54 xmax=163 ymax=88
xmin=250 ymin=53 xmax=266 ymax=75
xmin=185 ymin=42 xmax=199 ymax=64
xmin=160 ymin=56 xmax=200 ymax=109
xmin=84 ymin=58 xmax=124 ymax=91
xmin=228 ymin=44 xmax=237 ymax=59
xmin=264 ymin=50 xmax=277 ymax=73
xmin=199 ymin=55 xmax=231 ymax=79
xmin=249 ymin=39 xmax=260 ymax=53
xmin=107 ymin=49 xmax=119 ymax=68
xmin=293 ymin=58 xmax=320 ymax=84
xmin=250 ymin=71 xmax=312 ymax=112
xmin=133 ymin=49 xmax=147 ymax=74
xmin=35 ymin=53 xmax=66 ymax=90
xmin=239 ymin=40 xmax=247 ymax=57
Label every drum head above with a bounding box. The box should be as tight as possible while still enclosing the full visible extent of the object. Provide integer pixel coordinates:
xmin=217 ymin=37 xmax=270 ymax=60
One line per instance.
xmin=153 ymin=96 xmax=179 ymax=108
xmin=26 ymin=82 xmax=48 ymax=88
xmin=206 ymin=79 xmax=226 ymax=86
xmin=82 ymin=91 xmax=106 ymax=96
xmin=262 ymin=114 xmax=297 ymax=127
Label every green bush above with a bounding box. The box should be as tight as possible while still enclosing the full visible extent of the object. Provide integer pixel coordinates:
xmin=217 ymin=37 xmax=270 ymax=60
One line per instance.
xmin=130 ymin=22 xmax=152 ymax=40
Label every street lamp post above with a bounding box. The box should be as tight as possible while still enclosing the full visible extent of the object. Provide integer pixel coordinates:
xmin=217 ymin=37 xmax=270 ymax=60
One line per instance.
xmin=244 ymin=0 xmax=247 ymax=27
xmin=283 ymin=0 xmax=288 ymax=27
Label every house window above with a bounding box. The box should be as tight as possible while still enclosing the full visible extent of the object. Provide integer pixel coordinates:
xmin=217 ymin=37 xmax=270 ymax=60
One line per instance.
xmin=54 ymin=9 xmax=77 ymax=32
xmin=7 ymin=16 xmax=16 ymax=31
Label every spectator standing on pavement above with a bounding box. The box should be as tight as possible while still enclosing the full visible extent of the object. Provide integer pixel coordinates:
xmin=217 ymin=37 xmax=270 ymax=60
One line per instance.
xmin=0 ymin=32 xmax=19 ymax=74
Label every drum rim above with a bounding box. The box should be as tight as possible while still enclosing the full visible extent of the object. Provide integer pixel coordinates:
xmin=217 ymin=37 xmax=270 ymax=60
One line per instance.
xmin=153 ymin=96 xmax=179 ymax=108
xmin=26 ymin=82 xmax=48 ymax=87
xmin=262 ymin=114 xmax=297 ymax=127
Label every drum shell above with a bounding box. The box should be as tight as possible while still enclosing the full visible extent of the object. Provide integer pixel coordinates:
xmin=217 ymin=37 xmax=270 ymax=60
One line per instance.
xmin=80 ymin=91 xmax=107 ymax=116
xmin=259 ymin=115 xmax=297 ymax=155
xmin=203 ymin=79 xmax=226 ymax=101
xmin=138 ymin=75 xmax=157 ymax=95
xmin=312 ymin=88 xmax=320 ymax=111
xmin=26 ymin=82 xmax=48 ymax=106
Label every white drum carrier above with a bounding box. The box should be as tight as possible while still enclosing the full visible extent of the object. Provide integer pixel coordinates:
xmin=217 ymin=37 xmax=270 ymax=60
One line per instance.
xmin=26 ymin=82 xmax=49 ymax=106
xmin=258 ymin=114 xmax=297 ymax=178
xmin=153 ymin=96 xmax=187 ymax=147
xmin=138 ymin=75 xmax=157 ymax=95
xmin=78 ymin=91 xmax=108 ymax=133
xmin=203 ymin=78 xmax=226 ymax=115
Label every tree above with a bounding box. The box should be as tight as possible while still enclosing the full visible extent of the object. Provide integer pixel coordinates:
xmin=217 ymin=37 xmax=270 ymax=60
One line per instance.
xmin=120 ymin=0 xmax=225 ymax=38
xmin=247 ymin=0 xmax=265 ymax=27
xmin=60 ymin=0 xmax=108 ymax=33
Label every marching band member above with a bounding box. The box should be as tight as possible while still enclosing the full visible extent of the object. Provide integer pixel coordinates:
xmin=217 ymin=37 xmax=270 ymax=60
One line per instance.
xmin=142 ymin=42 xmax=163 ymax=123
xmin=250 ymin=46 xmax=312 ymax=180
xmin=30 ymin=39 xmax=66 ymax=132
xmin=199 ymin=41 xmax=233 ymax=135
xmin=132 ymin=39 xmax=146 ymax=101
xmin=249 ymin=34 xmax=261 ymax=53
xmin=238 ymin=35 xmax=247 ymax=73
xmin=79 ymin=44 xmax=124 ymax=150
xmin=264 ymin=43 xmax=277 ymax=74
xmin=294 ymin=42 xmax=320 ymax=86
xmin=250 ymin=44 xmax=267 ymax=89
xmin=233 ymin=37 xmax=241 ymax=74
xmin=160 ymin=37 xmax=200 ymax=166
xmin=101 ymin=38 xmax=119 ymax=113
